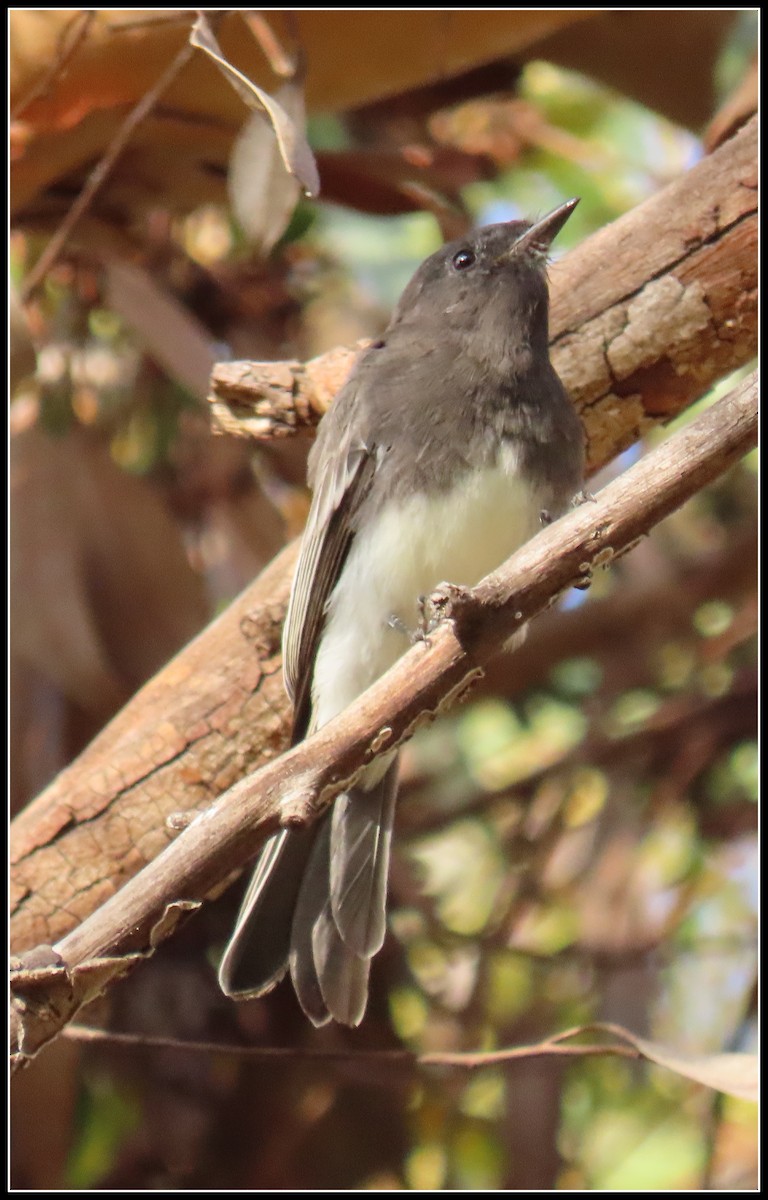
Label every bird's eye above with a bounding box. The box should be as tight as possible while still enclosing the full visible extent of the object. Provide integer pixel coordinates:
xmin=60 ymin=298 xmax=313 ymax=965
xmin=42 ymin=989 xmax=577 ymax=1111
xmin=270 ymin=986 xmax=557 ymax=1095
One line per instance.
xmin=452 ymin=248 xmax=476 ymax=271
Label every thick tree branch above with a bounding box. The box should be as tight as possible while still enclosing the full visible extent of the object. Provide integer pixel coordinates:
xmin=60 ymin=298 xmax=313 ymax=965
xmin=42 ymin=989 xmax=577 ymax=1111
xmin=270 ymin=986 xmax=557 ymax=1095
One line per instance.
xmin=10 ymin=116 xmax=756 ymax=960
xmin=211 ymin=117 xmax=757 ymax=472
xmin=11 ymin=372 xmax=757 ymax=1065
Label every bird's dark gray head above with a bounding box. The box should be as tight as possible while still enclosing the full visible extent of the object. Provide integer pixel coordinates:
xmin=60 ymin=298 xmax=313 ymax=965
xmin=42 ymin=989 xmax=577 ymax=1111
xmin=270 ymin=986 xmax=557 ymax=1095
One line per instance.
xmin=389 ymin=198 xmax=579 ymax=365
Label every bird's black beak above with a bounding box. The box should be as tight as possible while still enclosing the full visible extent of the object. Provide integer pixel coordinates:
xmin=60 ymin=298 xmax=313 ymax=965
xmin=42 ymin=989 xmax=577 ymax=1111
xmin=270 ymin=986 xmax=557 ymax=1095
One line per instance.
xmin=509 ymin=197 xmax=580 ymax=258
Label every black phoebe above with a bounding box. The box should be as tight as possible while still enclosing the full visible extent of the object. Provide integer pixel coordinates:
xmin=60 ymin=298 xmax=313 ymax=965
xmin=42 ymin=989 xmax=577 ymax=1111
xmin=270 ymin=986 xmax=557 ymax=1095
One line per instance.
xmin=219 ymin=198 xmax=585 ymax=1025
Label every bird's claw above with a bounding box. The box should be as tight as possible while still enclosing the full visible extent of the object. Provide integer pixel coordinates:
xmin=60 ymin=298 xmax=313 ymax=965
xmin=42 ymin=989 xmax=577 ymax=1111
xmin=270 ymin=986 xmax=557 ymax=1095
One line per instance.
xmin=423 ymin=581 xmax=472 ymax=627
xmin=572 ymin=488 xmax=596 ymax=507
xmin=387 ymin=612 xmax=427 ymax=645
xmin=388 ymin=582 xmax=471 ymax=646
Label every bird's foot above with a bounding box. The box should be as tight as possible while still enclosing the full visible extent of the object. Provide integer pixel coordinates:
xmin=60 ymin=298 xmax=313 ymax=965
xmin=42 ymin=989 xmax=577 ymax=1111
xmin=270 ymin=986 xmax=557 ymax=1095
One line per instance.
xmin=388 ymin=582 xmax=472 ymax=645
xmin=387 ymin=612 xmax=427 ymax=645
xmin=422 ymin=581 xmax=473 ymax=630
xmin=572 ymin=487 xmax=596 ymax=507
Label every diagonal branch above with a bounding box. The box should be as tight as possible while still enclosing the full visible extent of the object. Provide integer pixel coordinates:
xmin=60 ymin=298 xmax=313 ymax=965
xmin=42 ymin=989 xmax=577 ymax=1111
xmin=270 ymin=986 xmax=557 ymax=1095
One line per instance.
xmin=11 ymin=370 xmax=756 ymax=1066
xmin=210 ymin=117 xmax=757 ymax=470
xmin=19 ymin=35 xmax=197 ymax=301
xmin=10 ymin=117 xmax=756 ymax=962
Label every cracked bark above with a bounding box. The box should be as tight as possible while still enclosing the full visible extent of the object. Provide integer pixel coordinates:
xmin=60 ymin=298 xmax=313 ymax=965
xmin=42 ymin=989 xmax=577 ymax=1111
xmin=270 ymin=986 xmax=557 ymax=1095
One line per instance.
xmin=11 ymin=372 xmax=757 ymax=1065
xmin=10 ymin=117 xmax=756 ymax=962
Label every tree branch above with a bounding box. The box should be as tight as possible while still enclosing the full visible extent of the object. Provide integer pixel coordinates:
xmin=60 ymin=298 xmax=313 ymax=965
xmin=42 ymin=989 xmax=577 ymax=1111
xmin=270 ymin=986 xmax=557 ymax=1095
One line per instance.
xmin=57 ymin=1018 xmax=758 ymax=1102
xmin=10 ymin=117 xmax=756 ymax=964
xmin=210 ymin=117 xmax=757 ymax=473
xmin=19 ymin=35 xmax=197 ymax=301
xmin=11 ymin=371 xmax=757 ymax=1065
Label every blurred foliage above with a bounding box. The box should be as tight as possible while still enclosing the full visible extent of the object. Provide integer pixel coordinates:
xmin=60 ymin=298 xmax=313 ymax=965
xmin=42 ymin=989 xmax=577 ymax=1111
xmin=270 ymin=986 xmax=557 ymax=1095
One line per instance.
xmin=714 ymin=10 xmax=759 ymax=98
xmin=66 ymin=1076 xmax=141 ymax=1189
xmin=11 ymin=12 xmax=756 ymax=1193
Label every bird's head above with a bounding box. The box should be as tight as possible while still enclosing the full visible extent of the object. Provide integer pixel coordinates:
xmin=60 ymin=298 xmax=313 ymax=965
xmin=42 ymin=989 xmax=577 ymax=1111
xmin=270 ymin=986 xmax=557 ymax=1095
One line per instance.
xmin=390 ymin=198 xmax=579 ymax=364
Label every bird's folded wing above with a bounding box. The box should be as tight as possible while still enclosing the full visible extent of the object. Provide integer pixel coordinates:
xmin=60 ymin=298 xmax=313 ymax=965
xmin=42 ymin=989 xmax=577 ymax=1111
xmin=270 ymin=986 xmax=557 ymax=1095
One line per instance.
xmin=282 ymin=402 xmax=376 ymax=741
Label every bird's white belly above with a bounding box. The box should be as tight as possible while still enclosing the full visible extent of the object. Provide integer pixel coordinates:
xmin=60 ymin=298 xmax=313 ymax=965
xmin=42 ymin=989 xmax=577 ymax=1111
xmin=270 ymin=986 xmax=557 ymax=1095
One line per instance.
xmin=312 ymin=445 xmax=542 ymax=728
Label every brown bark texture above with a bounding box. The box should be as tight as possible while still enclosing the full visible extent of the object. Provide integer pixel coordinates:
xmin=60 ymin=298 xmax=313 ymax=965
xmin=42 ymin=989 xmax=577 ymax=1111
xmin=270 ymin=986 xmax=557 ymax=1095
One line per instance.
xmin=11 ymin=371 xmax=757 ymax=1065
xmin=210 ymin=116 xmax=757 ymax=475
xmin=10 ymin=117 xmax=756 ymax=961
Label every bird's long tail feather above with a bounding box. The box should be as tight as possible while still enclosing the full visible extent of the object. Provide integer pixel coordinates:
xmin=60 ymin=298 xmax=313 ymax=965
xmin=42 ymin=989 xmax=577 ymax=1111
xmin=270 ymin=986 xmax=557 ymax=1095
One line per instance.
xmin=219 ymin=758 xmax=399 ymax=1025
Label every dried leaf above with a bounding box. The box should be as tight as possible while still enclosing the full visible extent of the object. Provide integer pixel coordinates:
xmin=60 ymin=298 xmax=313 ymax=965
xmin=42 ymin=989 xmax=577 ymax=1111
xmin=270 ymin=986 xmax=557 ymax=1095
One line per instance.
xmin=587 ymin=1022 xmax=758 ymax=1103
xmin=227 ymin=89 xmax=303 ymax=252
xmin=190 ymin=12 xmax=319 ymax=197
xmin=704 ymin=56 xmax=758 ymax=152
xmin=622 ymin=1029 xmax=758 ymax=1104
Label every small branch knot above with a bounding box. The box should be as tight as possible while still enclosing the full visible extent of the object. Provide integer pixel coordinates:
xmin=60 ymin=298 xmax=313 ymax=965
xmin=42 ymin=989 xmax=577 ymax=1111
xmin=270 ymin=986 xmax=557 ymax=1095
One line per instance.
xmin=279 ymin=786 xmax=317 ymax=829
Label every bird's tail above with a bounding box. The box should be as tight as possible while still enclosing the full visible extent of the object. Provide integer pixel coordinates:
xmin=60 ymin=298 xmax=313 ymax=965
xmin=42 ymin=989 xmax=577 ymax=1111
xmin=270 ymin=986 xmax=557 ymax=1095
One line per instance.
xmin=217 ymin=823 xmax=316 ymax=1000
xmin=218 ymin=758 xmax=399 ymax=1026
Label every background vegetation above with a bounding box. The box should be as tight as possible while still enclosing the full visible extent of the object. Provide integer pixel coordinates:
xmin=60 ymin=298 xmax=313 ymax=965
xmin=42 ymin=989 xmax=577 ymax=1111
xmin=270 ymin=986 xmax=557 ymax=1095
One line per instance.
xmin=11 ymin=10 xmax=757 ymax=1190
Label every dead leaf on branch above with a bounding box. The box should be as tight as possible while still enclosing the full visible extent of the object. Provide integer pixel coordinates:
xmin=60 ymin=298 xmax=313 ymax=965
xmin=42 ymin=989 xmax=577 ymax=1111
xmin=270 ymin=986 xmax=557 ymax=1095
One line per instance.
xmin=190 ymin=12 xmax=319 ymax=199
xmin=580 ymin=1022 xmax=759 ymax=1104
xmin=228 ymin=87 xmax=304 ymax=253
xmin=50 ymin=1020 xmax=759 ymax=1106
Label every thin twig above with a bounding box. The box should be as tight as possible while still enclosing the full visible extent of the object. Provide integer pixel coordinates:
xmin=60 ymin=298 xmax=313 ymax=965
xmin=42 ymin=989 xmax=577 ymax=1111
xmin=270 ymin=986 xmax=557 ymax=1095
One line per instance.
xmin=20 ymin=36 xmax=196 ymax=301
xmin=63 ymin=1022 xmax=639 ymax=1068
xmin=104 ymin=12 xmax=192 ymax=34
xmin=11 ymin=11 xmax=96 ymax=119
xmin=242 ymin=11 xmax=298 ymax=78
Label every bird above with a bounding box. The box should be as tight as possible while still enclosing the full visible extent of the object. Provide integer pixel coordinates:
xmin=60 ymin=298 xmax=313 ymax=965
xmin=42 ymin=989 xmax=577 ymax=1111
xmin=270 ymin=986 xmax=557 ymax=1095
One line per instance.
xmin=218 ymin=198 xmax=585 ymax=1025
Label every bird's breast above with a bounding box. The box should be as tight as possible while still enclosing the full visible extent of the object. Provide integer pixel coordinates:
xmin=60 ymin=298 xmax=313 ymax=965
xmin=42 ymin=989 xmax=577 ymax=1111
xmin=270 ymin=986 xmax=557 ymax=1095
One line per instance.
xmin=311 ymin=443 xmax=542 ymax=728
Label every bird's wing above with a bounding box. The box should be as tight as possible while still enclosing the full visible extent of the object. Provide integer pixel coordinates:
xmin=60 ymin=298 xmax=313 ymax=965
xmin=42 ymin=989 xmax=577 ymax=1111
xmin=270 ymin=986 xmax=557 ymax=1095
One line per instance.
xmin=282 ymin=395 xmax=376 ymax=741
